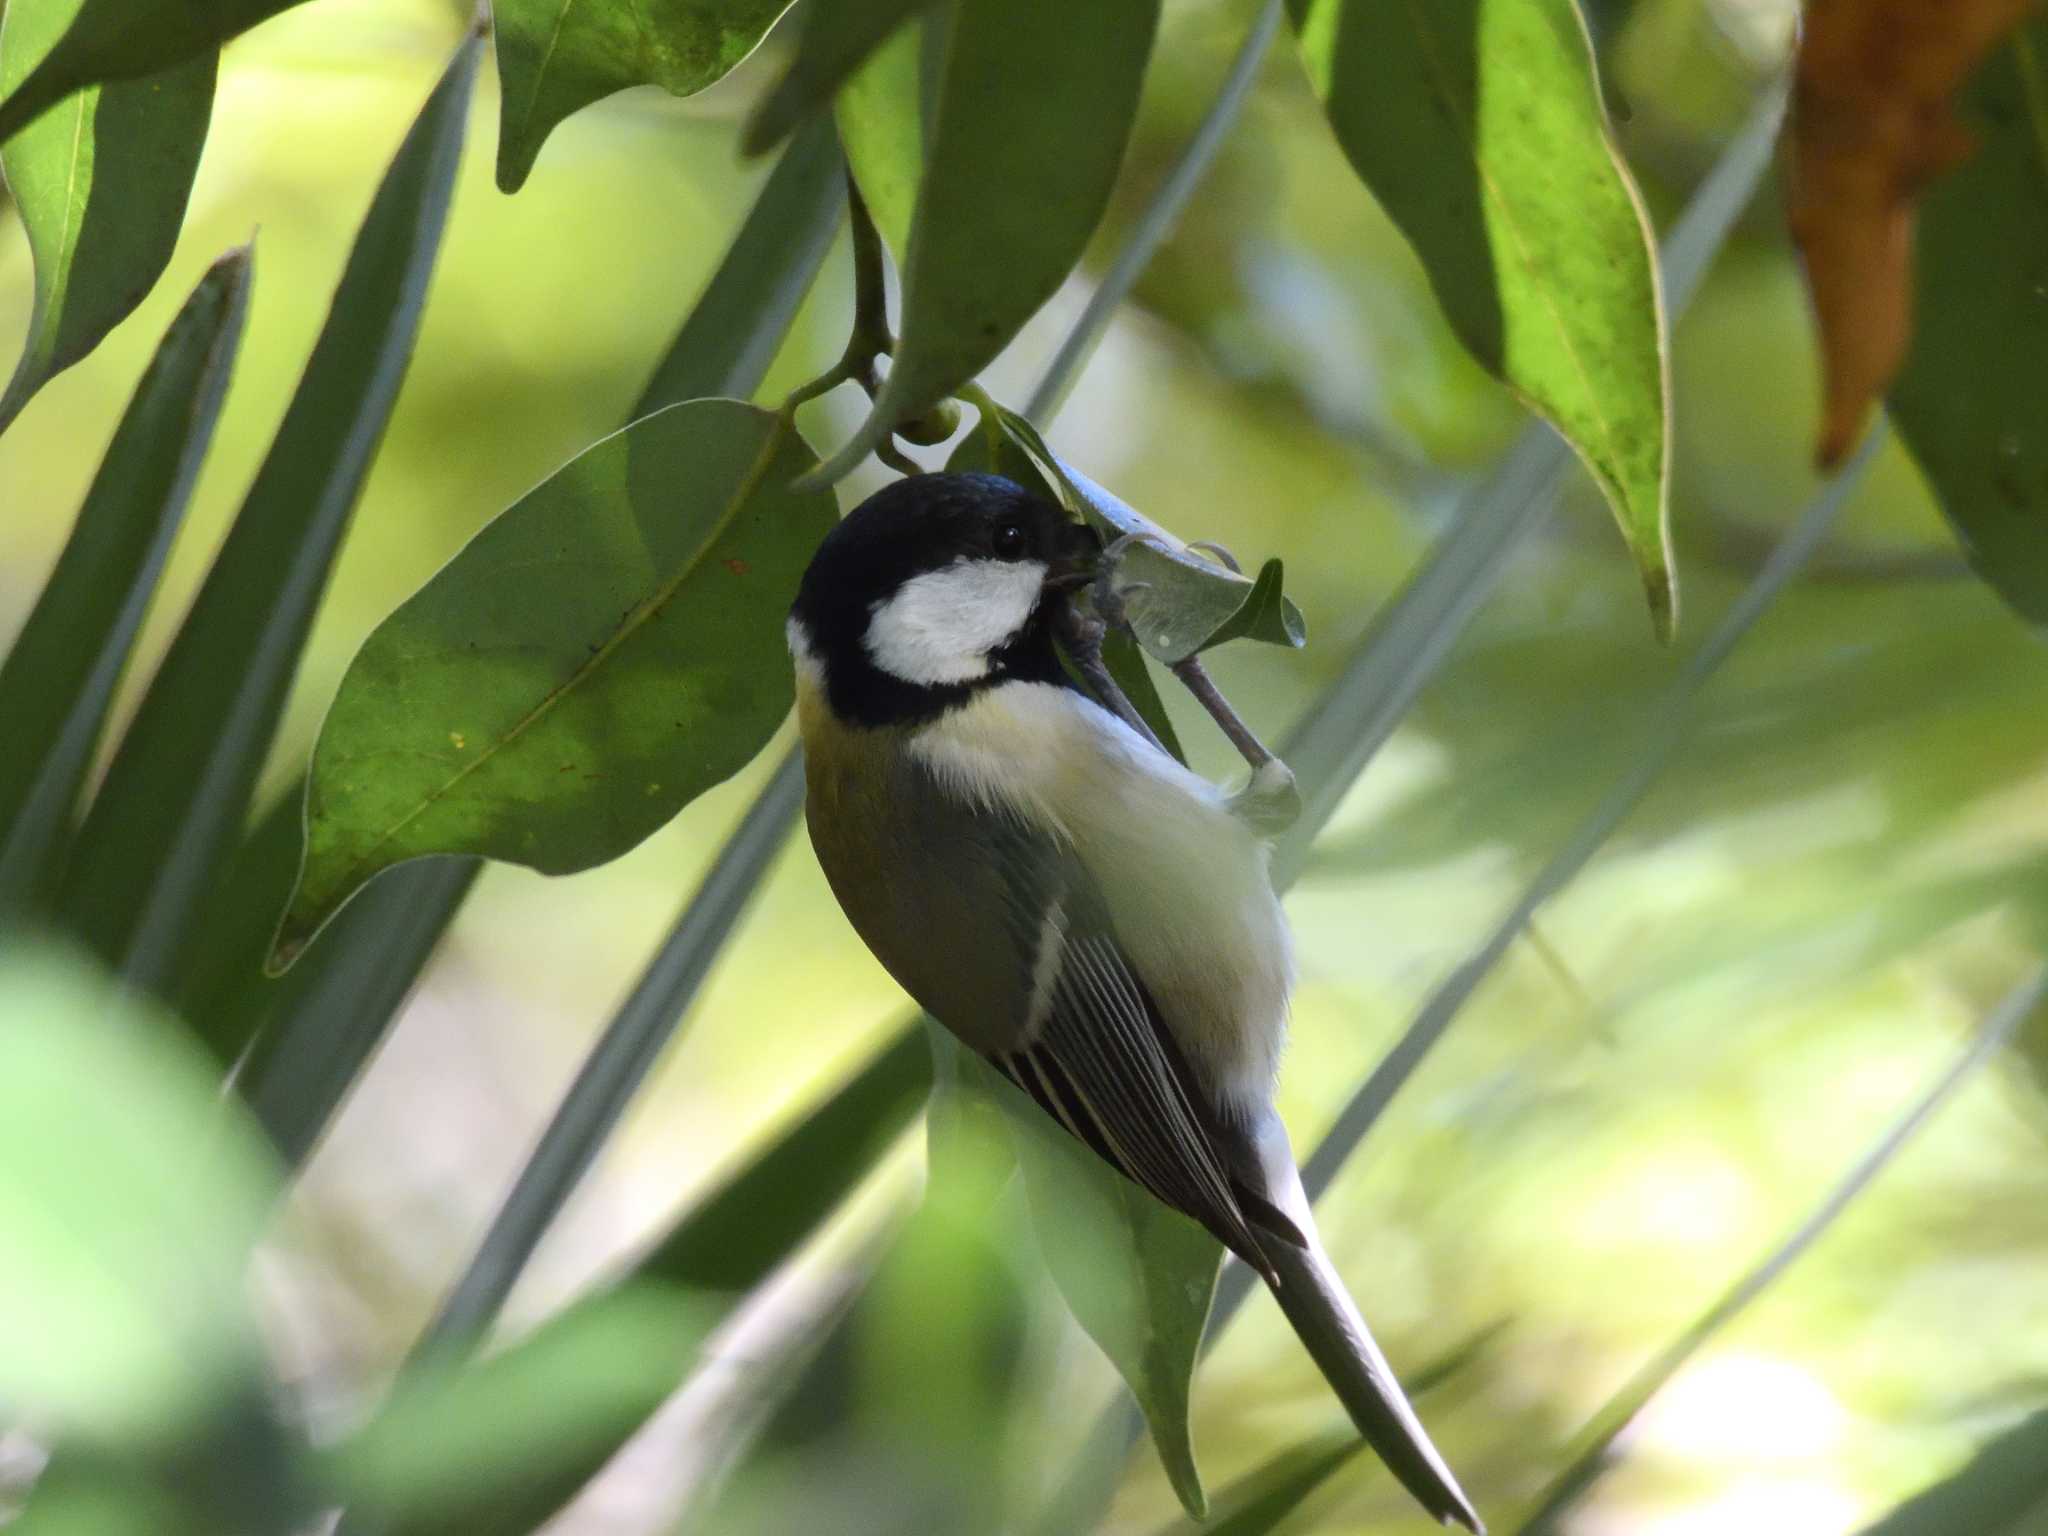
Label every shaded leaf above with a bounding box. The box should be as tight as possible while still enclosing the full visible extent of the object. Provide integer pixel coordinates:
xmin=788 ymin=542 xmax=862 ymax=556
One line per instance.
xmin=54 ymin=34 xmax=480 ymax=998
xmin=1888 ymin=22 xmax=2048 ymax=625
xmin=1146 ymin=1430 xmax=1359 ymax=1536
xmin=1287 ymin=0 xmax=1673 ymax=635
xmin=806 ymin=0 xmax=1161 ymax=484
xmin=0 ymin=250 xmax=247 ymax=916
xmin=1853 ymin=1408 xmax=2048 ymax=1535
xmin=492 ymin=0 xmax=795 ymax=193
xmin=328 ymin=1286 xmax=716 ymax=1536
xmin=0 ymin=5 xmax=214 ymax=435
xmin=0 ymin=0 xmax=283 ymax=145
xmin=632 ymin=113 xmax=844 ymax=415
xmin=743 ymin=0 xmax=934 ymax=156
xmin=1790 ymin=0 xmax=2039 ymax=465
xmin=1000 ymin=406 xmax=1307 ymax=663
xmin=335 ymin=1022 xmax=929 ymax=1536
xmin=273 ymin=400 xmax=835 ymax=967
xmin=833 ymin=14 xmax=925 ymax=264
xmin=933 ymin=1027 xmax=1222 ymax=1519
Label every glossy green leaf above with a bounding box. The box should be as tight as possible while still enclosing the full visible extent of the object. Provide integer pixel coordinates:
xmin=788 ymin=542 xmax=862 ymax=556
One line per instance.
xmin=0 ymin=5 xmax=214 ymax=435
xmin=632 ymin=113 xmax=844 ymax=416
xmin=54 ymin=35 xmax=479 ymax=998
xmin=0 ymin=945 xmax=274 ymax=1442
xmin=336 ymin=1023 xmax=928 ymax=1536
xmin=1853 ymin=1409 xmax=2048 ymax=1536
xmin=0 ymin=0 xmax=286 ymax=145
xmin=743 ymin=0 xmax=932 ymax=156
xmin=1889 ymin=25 xmax=2048 ymax=627
xmin=1000 ymin=406 xmax=1307 ymax=663
xmin=491 ymin=0 xmax=795 ymax=193
xmin=1287 ymin=0 xmax=1673 ymax=636
xmin=832 ymin=15 xmax=923 ymax=264
xmin=933 ymin=1027 xmax=1222 ymax=1519
xmin=275 ymin=400 xmax=835 ymax=967
xmin=0 ymin=250 xmax=247 ymax=916
xmin=807 ymin=0 xmax=1162 ymax=484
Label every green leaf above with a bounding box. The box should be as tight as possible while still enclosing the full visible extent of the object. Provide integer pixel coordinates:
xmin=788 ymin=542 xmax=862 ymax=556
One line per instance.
xmin=806 ymin=0 xmax=1162 ymax=484
xmin=933 ymin=1028 xmax=1222 ymax=1519
xmin=1146 ymin=1429 xmax=1360 ymax=1536
xmin=0 ymin=944 xmax=275 ymax=1442
xmin=53 ymin=34 xmax=479 ymax=998
xmin=743 ymin=0 xmax=933 ymax=156
xmin=633 ymin=113 xmax=844 ymax=416
xmin=1889 ymin=25 xmax=2048 ymax=627
xmin=1853 ymin=1409 xmax=2048 ymax=1536
xmin=832 ymin=14 xmax=925 ymax=264
xmin=0 ymin=5 xmax=214 ymax=435
xmin=999 ymin=406 xmax=1308 ymax=663
xmin=0 ymin=250 xmax=247 ymax=916
xmin=326 ymin=1285 xmax=717 ymax=1536
xmin=1286 ymin=0 xmax=1673 ymax=636
xmin=0 ymin=0 xmax=283 ymax=145
xmin=491 ymin=0 xmax=796 ymax=193
xmin=336 ymin=1022 xmax=929 ymax=1536
xmin=275 ymin=400 xmax=835 ymax=967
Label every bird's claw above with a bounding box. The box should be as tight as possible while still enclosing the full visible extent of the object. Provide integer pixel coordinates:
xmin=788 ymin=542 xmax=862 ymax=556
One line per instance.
xmin=1188 ymin=539 xmax=1241 ymax=574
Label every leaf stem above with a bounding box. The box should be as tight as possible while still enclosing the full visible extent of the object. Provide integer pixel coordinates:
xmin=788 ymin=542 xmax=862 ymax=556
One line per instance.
xmin=781 ymin=166 xmax=901 ymax=414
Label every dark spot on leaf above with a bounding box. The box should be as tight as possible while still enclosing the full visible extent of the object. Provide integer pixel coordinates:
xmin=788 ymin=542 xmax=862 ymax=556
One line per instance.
xmin=725 ymin=557 xmax=751 ymax=575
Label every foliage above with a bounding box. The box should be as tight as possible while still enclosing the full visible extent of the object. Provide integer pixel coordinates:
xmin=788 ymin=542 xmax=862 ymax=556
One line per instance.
xmin=0 ymin=0 xmax=2044 ymax=1533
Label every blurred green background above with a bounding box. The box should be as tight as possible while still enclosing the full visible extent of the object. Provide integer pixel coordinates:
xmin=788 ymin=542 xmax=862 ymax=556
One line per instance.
xmin=2 ymin=0 xmax=2045 ymax=1531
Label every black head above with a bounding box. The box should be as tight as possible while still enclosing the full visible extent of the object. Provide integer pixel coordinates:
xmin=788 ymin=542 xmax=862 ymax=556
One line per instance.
xmin=789 ymin=473 xmax=1098 ymax=727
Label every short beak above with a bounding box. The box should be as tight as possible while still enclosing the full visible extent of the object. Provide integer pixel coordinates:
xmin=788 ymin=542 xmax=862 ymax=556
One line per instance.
xmin=1046 ymin=521 xmax=1101 ymax=591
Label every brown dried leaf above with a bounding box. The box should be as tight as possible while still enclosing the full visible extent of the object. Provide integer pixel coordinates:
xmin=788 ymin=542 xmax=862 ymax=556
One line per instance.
xmin=1788 ymin=0 xmax=2041 ymax=465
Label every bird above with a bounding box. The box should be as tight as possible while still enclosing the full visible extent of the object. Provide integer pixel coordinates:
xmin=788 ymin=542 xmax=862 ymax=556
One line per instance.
xmin=788 ymin=471 xmax=1481 ymax=1532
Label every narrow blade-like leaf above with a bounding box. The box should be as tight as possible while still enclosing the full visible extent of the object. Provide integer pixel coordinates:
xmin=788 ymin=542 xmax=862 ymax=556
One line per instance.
xmin=632 ymin=113 xmax=844 ymax=416
xmin=806 ymin=0 xmax=1162 ymax=485
xmin=0 ymin=2 xmax=214 ymax=435
xmin=743 ymin=0 xmax=933 ymax=156
xmin=53 ymin=31 xmax=480 ymax=997
xmin=492 ymin=0 xmax=796 ymax=193
xmin=0 ymin=0 xmax=288 ymax=145
xmin=0 ymin=250 xmax=247 ymax=915
xmin=1853 ymin=1409 xmax=2048 ymax=1536
xmin=1514 ymin=959 xmax=2048 ymax=1535
xmin=1888 ymin=23 xmax=2048 ymax=626
xmin=1287 ymin=0 xmax=1673 ymax=633
xmin=273 ymin=402 xmax=836 ymax=966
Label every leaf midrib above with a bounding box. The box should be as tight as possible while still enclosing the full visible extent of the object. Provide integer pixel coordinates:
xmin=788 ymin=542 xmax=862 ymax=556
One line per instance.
xmin=311 ymin=411 xmax=795 ymax=898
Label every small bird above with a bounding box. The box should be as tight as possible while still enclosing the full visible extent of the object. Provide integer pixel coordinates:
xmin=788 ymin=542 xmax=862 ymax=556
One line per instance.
xmin=789 ymin=472 xmax=1480 ymax=1532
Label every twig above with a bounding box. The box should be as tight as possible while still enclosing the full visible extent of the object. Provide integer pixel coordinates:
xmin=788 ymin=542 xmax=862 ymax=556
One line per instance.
xmin=1169 ymin=653 xmax=1273 ymax=769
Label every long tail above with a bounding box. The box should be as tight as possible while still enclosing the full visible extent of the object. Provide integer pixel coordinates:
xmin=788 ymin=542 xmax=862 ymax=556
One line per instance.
xmin=1235 ymin=1115 xmax=1483 ymax=1532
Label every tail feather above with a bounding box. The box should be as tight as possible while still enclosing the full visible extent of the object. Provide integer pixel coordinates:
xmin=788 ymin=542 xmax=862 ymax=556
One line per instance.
xmin=1235 ymin=1111 xmax=1483 ymax=1533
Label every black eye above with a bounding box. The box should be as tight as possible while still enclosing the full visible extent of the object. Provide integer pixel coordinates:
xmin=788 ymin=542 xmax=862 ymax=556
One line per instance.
xmin=991 ymin=522 xmax=1027 ymax=560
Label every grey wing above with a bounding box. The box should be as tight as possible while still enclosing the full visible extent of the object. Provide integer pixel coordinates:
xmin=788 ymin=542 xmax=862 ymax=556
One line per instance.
xmin=971 ymin=804 xmax=1302 ymax=1280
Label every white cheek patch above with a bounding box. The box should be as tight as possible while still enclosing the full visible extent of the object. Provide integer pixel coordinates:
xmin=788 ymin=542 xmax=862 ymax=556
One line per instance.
xmin=863 ymin=558 xmax=1048 ymax=685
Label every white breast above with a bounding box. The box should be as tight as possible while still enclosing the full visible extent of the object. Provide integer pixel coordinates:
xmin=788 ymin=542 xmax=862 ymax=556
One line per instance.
xmin=908 ymin=681 xmax=1293 ymax=1110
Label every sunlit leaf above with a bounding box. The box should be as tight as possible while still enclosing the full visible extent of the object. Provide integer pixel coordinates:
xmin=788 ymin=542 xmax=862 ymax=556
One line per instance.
xmin=1888 ymin=21 xmax=2048 ymax=625
xmin=1790 ymin=0 xmax=2038 ymax=465
xmin=492 ymin=0 xmax=796 ymax=192
xmin=633 ymin=113 xmax=845 ymax=416
xmin=832 ymin=14 xmax=923 ymax=263
xmin=0 ymin=3 xmax=214 ymax=435
xmin=933 ymin=1027 xmax=1222 ymax=1519
xmin=0 ymin=250 xmax=247 ymax=915
xmin=0 ymin=0 xmax=283 ymax=145
xmin=743 ymin=0 xmax=933 ymax=156
xmin=1287 ymin=0 xmax=1673 ymax=635
xmin=273 ymin=400 xmax=835 ymax=967
xmin=54 ymin=34 xmax=480 ymax=998
xmin=806 ymin=0 xmax=1162 ymax=485
xmin=0 ymin=945 xmax=274 ymax=1442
